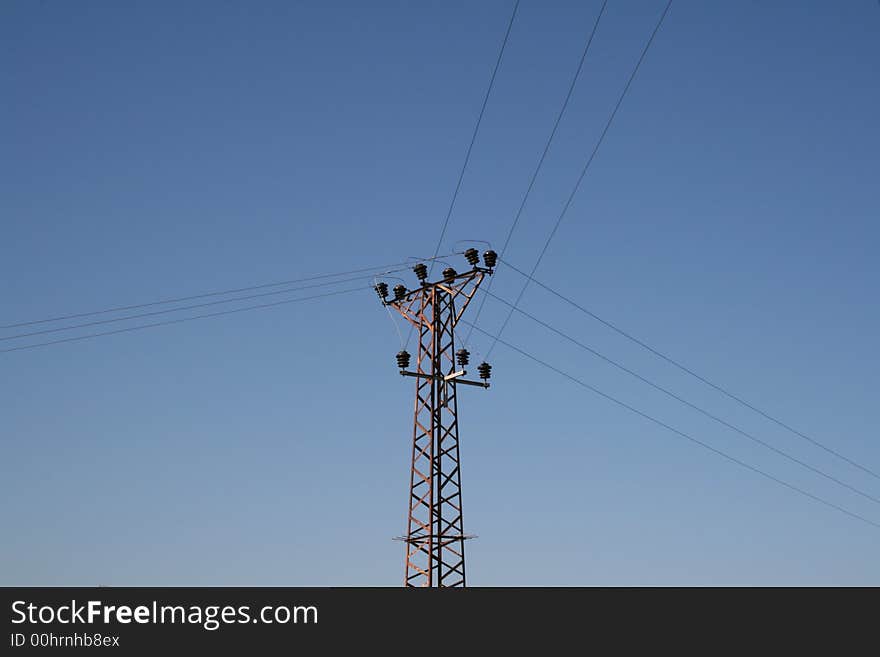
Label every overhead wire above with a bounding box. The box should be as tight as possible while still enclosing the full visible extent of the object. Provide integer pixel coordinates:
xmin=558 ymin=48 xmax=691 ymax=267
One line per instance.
xmin=407 ymin=0 xmax=520 ymax=350
xmin=428 ymin=0 xmax=521 ymax=270
xmin=1 ymin=272 xmax=400 ymax=342
xmin=497 ymin=256 xmax=880 ymax=483
xmin=0 ymin=286 xmax=367 ymax=354
xmin=478 ymin=285 xmax=880 ymax=505
xmin=2 ymin=254 xmax=455 ymax=331
xmin=463 ymin=321 xmax=880 ymax=532
xmin=486 ymin=0 xmax=673 ymax=358
xmin=465 ymin=0 xmax=608 ymax=346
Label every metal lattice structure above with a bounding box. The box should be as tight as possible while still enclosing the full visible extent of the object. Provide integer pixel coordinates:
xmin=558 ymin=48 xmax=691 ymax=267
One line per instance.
xmin=378 ymin=251 xmax=495 ymax=587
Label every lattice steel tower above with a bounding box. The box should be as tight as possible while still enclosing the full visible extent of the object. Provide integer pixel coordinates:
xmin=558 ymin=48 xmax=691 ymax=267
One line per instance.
xmin=375 ymin=248 xmax=496 ymax=587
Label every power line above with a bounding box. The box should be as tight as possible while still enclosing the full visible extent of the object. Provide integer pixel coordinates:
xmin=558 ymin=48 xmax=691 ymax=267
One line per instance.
xmin=1 ymin=273 xmax=389 ymax=342
xmin=498 ymin=256 xmax=880 ymax=483
xmin=1 ymin=255 xmax=455 ymax=331
xmin=0 ymin=285 xmax=367 ymax=354
xmin=428 ymin=0 xmax=520 ymax=269
xmin=487 ymin=0 xmax=673 ymax=358
xmin=479 ymin=286 xmax=880 ymax=506
xmin=464 ymin=321 xmax=880 ymax=532
xmin=406 ymin=0 xmax=519 ymax=352
xmin=465 ymin=0 xmax=608 ymax=347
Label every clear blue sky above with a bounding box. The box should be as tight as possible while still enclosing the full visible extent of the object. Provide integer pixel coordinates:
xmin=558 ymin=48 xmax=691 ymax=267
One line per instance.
xmin=2 ymin=0 xmax=878 ymax=585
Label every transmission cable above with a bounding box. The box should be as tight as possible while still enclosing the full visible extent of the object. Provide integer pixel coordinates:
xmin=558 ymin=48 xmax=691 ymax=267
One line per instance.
xmin=497 ymin=256 xmax=880 ymax=483
xmin=486 ymin=0 xmax=673 ymax=358
xmin=405 ymin=0 xmax=519 ymax=350
xmin=0 ymin=286 xmax=366 ymax=354
xmin=465 ymin=0 xmax=608 ymax=347
xmin=479 ymin=286 xmax=880 ymax=505
xmin=2 ymin=273 xmax=393 ymax=342
xmin=464 ymin=321 xmax=880 ymax=532
xmin=2 ymin=254 xmax=455 ymax=330
xmin=428 ymin=0 xmax=521 ymax=270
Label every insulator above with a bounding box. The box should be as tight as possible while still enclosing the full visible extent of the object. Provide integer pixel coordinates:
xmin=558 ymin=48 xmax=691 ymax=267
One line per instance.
xmin=456 ymin=348 xmax=470 ymax=366
xmin=477 ymin=361 xmax=492 ymax=380
xmin=374 ymin=282 xmax=389 ymax=300
xmin=464 ymin=248 xmax=480 ymax=266
xmin=483 ymin=250 xmax=498 ymax=268
xmin=393 ymin=284 xmax=407 ymax=301
xmin=396 ymin=350 xmax=411 ymax=370
xmin=442 ymin=267 xmax=457 ymax=280
xmin=413 ymin=263 xmax=428 ymax=282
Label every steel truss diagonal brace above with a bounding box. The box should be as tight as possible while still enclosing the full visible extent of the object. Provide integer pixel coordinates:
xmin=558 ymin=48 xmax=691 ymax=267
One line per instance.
xmin=385 ymin=266 xmax=491 ymax=587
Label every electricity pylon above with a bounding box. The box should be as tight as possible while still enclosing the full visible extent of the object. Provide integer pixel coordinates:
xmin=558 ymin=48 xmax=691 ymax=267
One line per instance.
xmin=375 ymin=248 xmax=496 ymax=587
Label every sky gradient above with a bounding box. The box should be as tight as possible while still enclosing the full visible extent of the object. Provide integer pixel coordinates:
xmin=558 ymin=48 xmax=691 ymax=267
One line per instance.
xmin=2 ymin=0 xmax=878 ymax=585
